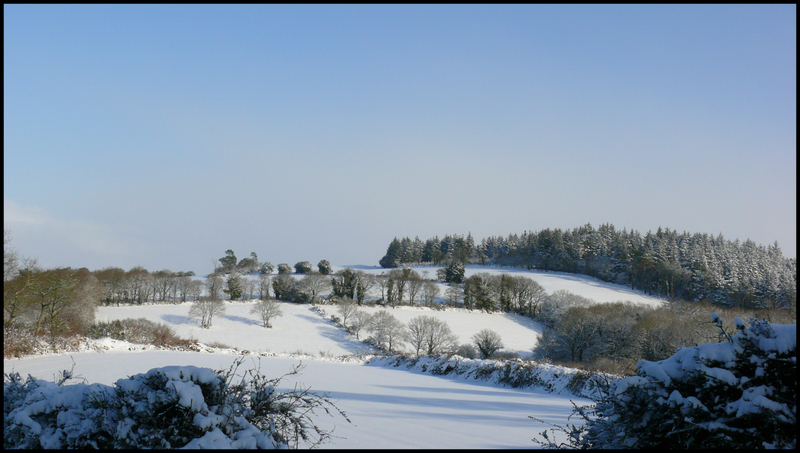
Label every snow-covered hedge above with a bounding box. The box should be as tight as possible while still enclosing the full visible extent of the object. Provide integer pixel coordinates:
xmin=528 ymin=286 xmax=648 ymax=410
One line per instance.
xmin=554 ymin=316 xmax=796 ymax=449
xmin=4 ymin=358 xmax=350 ymax=449
xmin=368 ymin=355 xmax=611 ymax=399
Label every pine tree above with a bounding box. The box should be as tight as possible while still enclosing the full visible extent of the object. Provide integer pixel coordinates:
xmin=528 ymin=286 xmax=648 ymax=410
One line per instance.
xmin=379 ymin=238 xmax=402 ymax=268
xmin=223 ymin=273 xmax=243 ymax=300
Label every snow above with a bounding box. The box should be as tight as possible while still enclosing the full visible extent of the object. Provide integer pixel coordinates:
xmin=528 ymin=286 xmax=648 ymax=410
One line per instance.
xmin=5 ymin=351 xmax=590 ymax=449
xmin=318 ymin=304 xmax=545 ymax=356
xmin=2 ymin=264 xmax=673 ymax=448
xmin=758 ymin=323 xmax=796 ymax=354
xmin=95 ymin=300 xmax=373 ymax=356
xmin=335 ymin=264 xmax=666 ymax=307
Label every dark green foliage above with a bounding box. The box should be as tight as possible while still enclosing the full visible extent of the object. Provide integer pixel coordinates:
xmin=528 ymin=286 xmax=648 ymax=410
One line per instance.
xmin=218 ymin=249 xmax=237 ymax=272
xmin=331 ymin=268 xmax=357 ymax=300
xmin=546 ymin=317 xmax=797 ymax=449
xmin=294 ymin=261 xmax=313 ymax=274
xmin=380 ymin=225 xmax=796 ymax=310
xmin=379 ymin=238 xmax=402 ymax=268
xmin=443 ymin=261 xmax=465 ymax=284
xmin=271 ymin=274 xmax=295 ymax=301
xmin=317 ymin=260 xmax=332 ymax=275
xmin=223 ymin=273 xmax=243 ymax=300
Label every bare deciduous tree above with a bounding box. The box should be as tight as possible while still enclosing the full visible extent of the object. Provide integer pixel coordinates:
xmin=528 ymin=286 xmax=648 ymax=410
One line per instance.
xmin=258 ymin=273 xmax=272 ymax=300
xmin=4 ymin=257 xmax=40 ymax=329
xmin=406 ymin=315 xmax=458 ymax=357
xmin=421 ymin=281 xmax=440 ymax=307
xmin=349 ymin=310 xmax=372 ymax=339
xmin=405 ymin=270 xmax=424 ymax=305
xmin=189 ymin=297 xmax=226 ymax=329
xmin=300 ymin=273 xmax=331 ymax=304
xmin=375 ymin=273 xmax=389 ymax=303
xmin=354 ymin=271 xmax=376 ymax=305
xmin=250 ymin=299 xmax=283 ymax=328
xmin=445 ymin=284 xmax=463 ymax=307
xmin=472 ymin=328 xmax=504 ymax=359
xmin=187 ymin=279 xmax=204 ymax=301
xmin=368 ymin=310 xmax=405 ymax=352
xmin=205 ymin=274 xmax=224 ymax=301
xmin=176 ymin=275 xmax=193 ymax=302
xmin=336 ymin=298 xmax=358 ymax=328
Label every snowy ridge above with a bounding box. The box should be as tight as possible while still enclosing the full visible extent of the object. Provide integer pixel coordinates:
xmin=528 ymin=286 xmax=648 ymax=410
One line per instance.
xmin=366 ymin=355 xmax=612 ymax=400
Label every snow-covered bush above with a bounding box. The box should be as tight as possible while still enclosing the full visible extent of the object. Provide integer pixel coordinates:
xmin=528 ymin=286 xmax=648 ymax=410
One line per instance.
xmin=539 ymin=316 xmax=796 ymax=449
xmin=4 ymin=357 xmax=350 ymax=449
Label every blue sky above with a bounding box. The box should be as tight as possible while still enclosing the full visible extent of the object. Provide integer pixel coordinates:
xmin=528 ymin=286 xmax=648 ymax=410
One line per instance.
xmin=4 ymin=4 xmax=796 ymax=273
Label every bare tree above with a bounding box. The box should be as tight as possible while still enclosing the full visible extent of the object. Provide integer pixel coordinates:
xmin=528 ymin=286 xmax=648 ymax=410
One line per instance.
xmin=187 ymin=279 xmax=204 ymax=301
xmin=405 ymin=270 xmax=424 ymax=305
xmin=349 ymin=310 xmax=372 ymax=339
xmin=30 ymin=268 xmax=81 ymax=337
xmin=375 ymin=273 xmax=389 ymax=302
xmin=368 ymin=310 xmax=406 ymax=352
xmin=250 ymin=299 xmax=283 ymax=328
xmin=424 ymin=317 xmax=458 ymax=356
xmin=189 ymin=297 xmax=226 ymax=328
xmin=258 ymin=273 xmax=272 ymax=300
xmin=518 ymin=277 xmax=547 ymax=317
xmin=176 ymin=275 xmax=193 ymax=302
xmin=56 ymin=269 xmax=101 ymax=336
xmin=127 ymin=267 xmax=151 ymax=304
xmin=472 ymin=328 xmax=504 ymax=359
xmin=406 ymin=315 xmax=458 ymax=357
xmin=336 ymin=297 xmax=358 ymax=327
xmin=386 ymin=268 xmax=409 ymax=305
xmin=354 ymin=271 xmax=376 ymax=305
xmin=242 ymin=277 xmax=258 ymax=301
xmin=4 ymin=257 xmax=40 ymax=329
xmin=4 ymin=229 xmax=19 ymax=282
xmin=300 ymin=272 xmax=331 ymax=304
xmin=152 ymin=269 xmax=174 ymax=302
xmin=445 ymin=284 xmax=463 ymax=307
xmin=205 ymin=274 xmax=224 ymax=300
xmin=421 ymin=281 xmax=440 ymax=307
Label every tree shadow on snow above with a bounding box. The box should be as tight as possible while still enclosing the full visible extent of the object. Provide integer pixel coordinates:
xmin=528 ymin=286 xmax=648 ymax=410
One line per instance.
xmin=293 ymin=312 xmax=378 ymax=353
xmin=224 ymin=315 xmax=261 ymax=327
xmin=161 ymin=314 xmax=193 ymax=326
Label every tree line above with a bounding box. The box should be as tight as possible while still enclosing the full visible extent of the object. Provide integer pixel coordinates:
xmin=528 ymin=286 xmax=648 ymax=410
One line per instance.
xmin=379 ymin=224 xmax=796 ymax=310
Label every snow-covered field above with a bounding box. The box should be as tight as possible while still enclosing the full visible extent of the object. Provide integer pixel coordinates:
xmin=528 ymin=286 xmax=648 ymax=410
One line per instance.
xmin=94 ymin=301 xmax=544 ymax=357
xmin=4 ymin=349 xmax=589 ymax=449
xmin=5 ymin=264 xmax=665 ymax=449
xmin=95 ymin=301 xmax=374 ymax=356
xmin=336 ymin=264 xmax=666 ymax=307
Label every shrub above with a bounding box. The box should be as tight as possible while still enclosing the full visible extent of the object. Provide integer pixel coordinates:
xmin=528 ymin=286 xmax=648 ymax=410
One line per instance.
xmin=86 ymin=320 xmax=125 ymax=340
xmin=85 ymin=318 xmax=190 ymax=348
xmin=535 ymin=316 xmax=797 ymax=449
xmin=4 ymin=357 xmax=351 ymax=449
xmin=454 ymin=343 xmax=478 ymax=359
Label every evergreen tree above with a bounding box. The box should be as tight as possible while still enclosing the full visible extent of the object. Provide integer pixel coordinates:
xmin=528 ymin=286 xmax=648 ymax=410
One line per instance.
xmin=379 ymin=238 xmax=402 ymax=268
xmin=317 ymin=260 xmax=332 ymax=275
xmin=570 ymin=316 xmax=796 ymax=449
xmin=218 ymin=249 xmax=237 ymax=272
xmin=223 ymin=273 xmax=243 ymax=300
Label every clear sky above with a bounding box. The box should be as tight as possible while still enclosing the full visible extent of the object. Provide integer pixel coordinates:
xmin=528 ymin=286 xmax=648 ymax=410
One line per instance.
xmin=4 ymin=4 xmax=796 ymax=274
